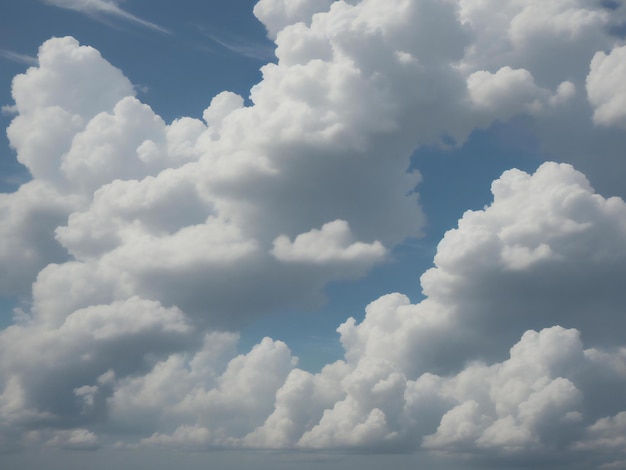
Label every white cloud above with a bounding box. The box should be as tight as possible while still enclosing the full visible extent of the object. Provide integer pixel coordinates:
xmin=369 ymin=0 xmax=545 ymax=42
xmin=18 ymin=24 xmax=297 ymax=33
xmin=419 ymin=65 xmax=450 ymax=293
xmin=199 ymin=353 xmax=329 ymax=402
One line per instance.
xmin=424 ymin=327 xmax=586 ymax=453
xmin=457 ymin=0 xmax=615 ymax=83
xmin=254 ymin=0 xmax=335 ymax=40
xmin=108 ymin=335 xmax=296 ymax=444
xmin=456 ymin=0 xmax=626 ymax=199
xmin=139 ymin=425 xmax=214 ymax=450
xmin=45 ymin=428 xmax=99 ymax=450
xmin=467 ymin=66 xmax=573 ymax=117
xmin=242 ymin=163 xmax=626 ymax=459
xmin=272 ymin=219 xmax=387 ymax=275
xmin=587 ymin=45 xmax=626 ymax=128
xmin=0 ymin=0 xmax=626 ymax=467
xmin=576 ymin=412 xmax=626 ymax=451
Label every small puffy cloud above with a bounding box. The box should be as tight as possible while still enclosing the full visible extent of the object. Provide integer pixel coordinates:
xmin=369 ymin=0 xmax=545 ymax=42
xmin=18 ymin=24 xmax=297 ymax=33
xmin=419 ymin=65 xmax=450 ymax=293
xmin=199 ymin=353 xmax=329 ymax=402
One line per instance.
xmin=59 ymin=297 xmax=191 ymax=340
xmin=576 ymin=412 xmax=626 ymax=451
xmin=272 ymin=219 xmax=387 ymax=275
xmin=139 ymin=425 xmax=214 ymax=450
xmin=45 ymin=428 xmax=99 ymax=450
xmin=587 ymin=45 xmax=626 ymax=128
xmin=467 ymin=66 xmax=573 ymax=117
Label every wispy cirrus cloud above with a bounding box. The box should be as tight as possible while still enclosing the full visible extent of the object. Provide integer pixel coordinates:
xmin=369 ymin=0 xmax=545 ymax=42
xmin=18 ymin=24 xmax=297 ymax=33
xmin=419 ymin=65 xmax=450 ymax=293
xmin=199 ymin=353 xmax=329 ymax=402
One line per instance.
xmin=195 ymin=27 xmax=275 ymax=61
xmin=206 ymin=33 xmax=275 ymax=61
xmin=40 ymin=0 xmax=169 ymax=34
xmin=0 ymin=49 xmax=38 ymax=66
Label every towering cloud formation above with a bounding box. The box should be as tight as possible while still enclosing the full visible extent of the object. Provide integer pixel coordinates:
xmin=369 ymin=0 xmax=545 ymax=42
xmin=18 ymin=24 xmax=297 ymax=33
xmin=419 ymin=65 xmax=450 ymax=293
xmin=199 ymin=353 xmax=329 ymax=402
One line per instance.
xmin=0 ymin=1 xmax=625 ymax=468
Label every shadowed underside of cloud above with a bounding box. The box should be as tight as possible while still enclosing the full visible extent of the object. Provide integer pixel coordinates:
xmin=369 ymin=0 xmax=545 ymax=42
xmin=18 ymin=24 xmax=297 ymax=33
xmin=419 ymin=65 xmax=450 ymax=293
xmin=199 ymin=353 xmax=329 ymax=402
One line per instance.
xmin=0 ymin=0 xmax=626 ymax=468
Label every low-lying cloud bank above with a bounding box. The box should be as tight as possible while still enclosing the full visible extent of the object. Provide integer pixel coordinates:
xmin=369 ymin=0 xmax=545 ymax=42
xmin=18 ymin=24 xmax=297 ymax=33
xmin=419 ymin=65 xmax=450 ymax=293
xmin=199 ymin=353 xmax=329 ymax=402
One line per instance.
xmin=1 ymin=0 xmax=625 ymax=468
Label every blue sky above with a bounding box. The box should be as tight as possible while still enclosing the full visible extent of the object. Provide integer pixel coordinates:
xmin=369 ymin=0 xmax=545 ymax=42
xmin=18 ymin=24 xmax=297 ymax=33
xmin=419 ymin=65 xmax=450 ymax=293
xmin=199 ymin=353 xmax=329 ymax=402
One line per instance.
xmin=1 ymin=1 xmax=626 ymax=469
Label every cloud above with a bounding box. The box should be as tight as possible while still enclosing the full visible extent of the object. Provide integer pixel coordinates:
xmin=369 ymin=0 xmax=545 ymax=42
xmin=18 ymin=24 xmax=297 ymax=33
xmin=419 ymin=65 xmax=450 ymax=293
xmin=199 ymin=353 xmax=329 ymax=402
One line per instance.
xmin=109 ymin=334 xmax=296 ymax=445
xmin=456 ymin=0 xmax=626 ymax=198
xmin=40 ymin=0 xmax=169 ymax=33
xmin=0 ymin=0 xmax=626 ymax=468
xmin=272 ymin=219 xmax=387 ymax=276
xmin=467 ymin=66 xmax=574 ymax=116
xmin=0 ymin=49 xmax=38 ymax=66
xmin=254 ymin=0 xmax=335 ymax=40
xmin=587 ymin=45 xmax=626 ymax=128
xmin=45 ymin=428 xmax=99 ymax=450
xmin=6 ymin=0 xmax=480 ymax=328
xmin=203 ymin=32 xmax=276 ymax=61
xmin=66 ymin=163 xmax=625 ymax=468
xmin=253 ymin=163 xmax=626 ymax=461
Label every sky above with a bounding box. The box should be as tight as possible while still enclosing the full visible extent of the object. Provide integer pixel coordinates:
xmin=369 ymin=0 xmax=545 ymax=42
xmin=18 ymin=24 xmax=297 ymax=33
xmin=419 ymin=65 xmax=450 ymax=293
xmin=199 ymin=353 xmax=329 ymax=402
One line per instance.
xmin=1 ymin=0 xmax=626 ymax=469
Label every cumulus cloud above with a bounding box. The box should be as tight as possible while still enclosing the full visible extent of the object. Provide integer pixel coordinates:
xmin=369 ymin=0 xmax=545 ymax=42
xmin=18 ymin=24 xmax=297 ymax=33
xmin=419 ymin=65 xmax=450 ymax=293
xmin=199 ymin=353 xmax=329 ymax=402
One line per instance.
xmin=109 ymin=334 xmax=296 ymax=446
xmin=272 ymin=219 xmax=387 ymax=277
xmin=457 ymin=0 xmax=626 ymax=197
xmin=467 ymin=66 xmax=573 ymax=117
xmin=254 ymin=0 xmax=335 ymax=40
xmin=5 ymin=0 xmax=485 ymax=329
xmin=34 ymin=163 xmax=620 ymax=468
xmin=45 ymin=428 xmax=99 ymax=450
xmin=0 ymin=0 xmax=625 ymax=468
xmin=587 ymin=45 xmax=626 ymax=128
xmin=457 ymin=0 xmax=616 ymax=84
xmin=242 ymin=163 xmax=626 ymax=459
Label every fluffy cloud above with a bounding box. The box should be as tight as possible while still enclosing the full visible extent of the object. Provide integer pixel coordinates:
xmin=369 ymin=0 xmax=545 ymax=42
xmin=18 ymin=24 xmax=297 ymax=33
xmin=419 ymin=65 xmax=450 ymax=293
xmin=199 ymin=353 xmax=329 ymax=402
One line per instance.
xmin=239 ymin=163 xmax=626 ymax=459
xmin=43 ymin=163 xmax=621 ymax=468
xmin=44 ymin=428 xmax=99 ymax=450
xmin=253 ymin=0 xmax=335 ymax=39
xmin=4 ymin=0 xmax=479 ymax=330
xmin=1 ymin=36 xmax=135 ymax=294
xmin=0 ymin=0 xmax=625 ymax=468
xmin=457 ymin=0 xmax=617 ymax=83
xmin=109 ymin=334 xmax=296 ymax=446
xmin=587 ymin=45 xmax=626 ymax=128
xmin=271 ymin=219 xmax=387 ymax=278
xmin=457 ymin=0 xmax=626 ymax=198
xmin=467 ymin=66 xmax=574 ymax=117
xmin=422 ymin=163 xmax=626 ymax=357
